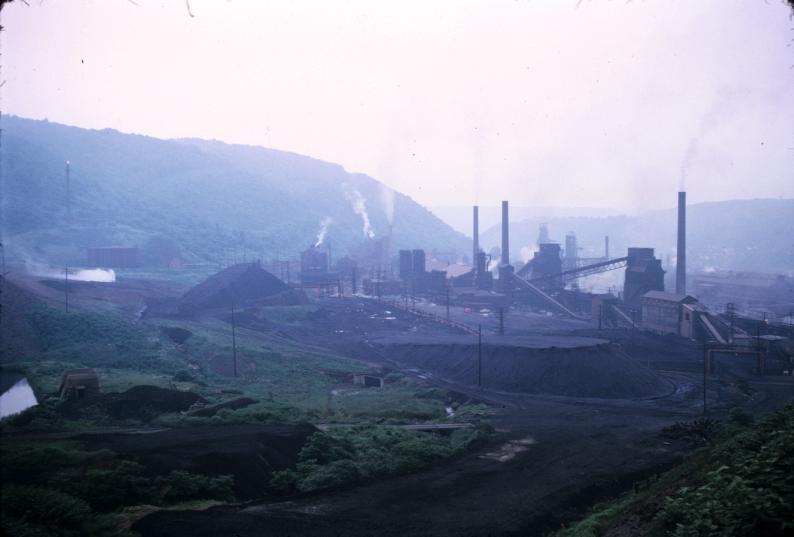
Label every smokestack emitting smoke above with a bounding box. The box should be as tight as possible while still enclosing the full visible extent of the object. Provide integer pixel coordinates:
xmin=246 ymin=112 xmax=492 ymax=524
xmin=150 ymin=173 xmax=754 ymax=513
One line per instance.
xmin=501 ymin=200 xmax=509 ymax=266
xmin=676 ymin=191 xmax=686 ymax=294
xmin=472 ymin=205 xmax=479 ymax=266
xmin=314 ymin=217 xmax=332 ymax=247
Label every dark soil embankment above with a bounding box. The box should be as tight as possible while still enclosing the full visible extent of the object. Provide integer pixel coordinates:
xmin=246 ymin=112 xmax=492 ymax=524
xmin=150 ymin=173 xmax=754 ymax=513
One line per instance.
xmin=189 ymin=396 xmax=258 ymax=417
xmin=56 ymin=385 xmax=206 ymax=421
xmin=80 ymin=423 xmax=317 ymax=500
xmin=102 ymin=385 xmax=205 ymax=420
xmin=377 ymin=336 xmax=670 ymax=399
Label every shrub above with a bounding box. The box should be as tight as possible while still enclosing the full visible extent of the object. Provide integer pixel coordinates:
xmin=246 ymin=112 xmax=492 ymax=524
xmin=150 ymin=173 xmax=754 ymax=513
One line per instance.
xmin=271 ymin=425 xmax=481 ymax=494
xmin=1 ymin=484 xmax=93 ymax=532
xmin=656 ymin=405 xmax=794 ymax=537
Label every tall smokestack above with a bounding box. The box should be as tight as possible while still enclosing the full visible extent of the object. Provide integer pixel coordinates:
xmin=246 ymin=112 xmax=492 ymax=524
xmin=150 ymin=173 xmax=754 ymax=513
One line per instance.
xmin=501 ymin=200 xmax=509 ymax=266
xmin=676 ymin=191 xmax=686 ymax=294
xmin=604 ymin=235 xmax=609 ymax=259
xmin=472 ymin=205 xmax=479 ymax=266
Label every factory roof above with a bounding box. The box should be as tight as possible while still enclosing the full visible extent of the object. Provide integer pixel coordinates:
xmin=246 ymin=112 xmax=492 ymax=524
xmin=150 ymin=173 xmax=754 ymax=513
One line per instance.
xmin=642 ymin=291 xmax=697 ymax=303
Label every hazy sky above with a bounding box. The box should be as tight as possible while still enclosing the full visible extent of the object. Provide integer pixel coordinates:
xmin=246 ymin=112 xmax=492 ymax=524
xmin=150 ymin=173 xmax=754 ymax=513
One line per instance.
xmin=3 ymin=1 xmax=793 ymax=212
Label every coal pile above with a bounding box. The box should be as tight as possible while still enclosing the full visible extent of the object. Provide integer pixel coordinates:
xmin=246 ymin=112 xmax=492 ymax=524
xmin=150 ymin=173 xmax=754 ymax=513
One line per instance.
xmin=176 ymin=262 xmax=306 ymax=316
xmin=377 ymin=335 xmax=671 ymax=399
xmin=80 ymin=423 xmax=317 ymax=500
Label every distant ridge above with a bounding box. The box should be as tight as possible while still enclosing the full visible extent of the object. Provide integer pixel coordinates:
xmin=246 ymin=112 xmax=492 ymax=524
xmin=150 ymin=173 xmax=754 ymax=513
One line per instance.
xmin=1 ymin=115 xmax=469 ymax=267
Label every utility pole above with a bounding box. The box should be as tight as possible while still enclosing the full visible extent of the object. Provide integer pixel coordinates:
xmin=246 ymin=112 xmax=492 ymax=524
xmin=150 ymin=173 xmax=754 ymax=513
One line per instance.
xmin=630 ymin=309 xmax=636 ymax=349
xmin=64 ymin=267 xmax=69 ymax=313
xmin=598 ymin=302 xmax=603 ymax=331
xmin=351 ymin=266 xmax=357 ymax=295
xmin=726 ymin=302 xmax=737 ymax=344
xmin=702 ymin=338 xmax=709 ymax=415
xmin=231 ymin=301 xmax=238 ymax=378
xmin=376 ymin=266 xmax=382 ymax=301
xmin=477 ymin=324 xmax=482 ymax=388
xmin=66 ymin=160 xmax=72 ymax=223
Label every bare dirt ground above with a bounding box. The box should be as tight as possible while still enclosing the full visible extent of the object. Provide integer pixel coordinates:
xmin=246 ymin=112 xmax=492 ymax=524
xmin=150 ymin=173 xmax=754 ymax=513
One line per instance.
xmin=131 ymin=297 xmax=794 ymax=537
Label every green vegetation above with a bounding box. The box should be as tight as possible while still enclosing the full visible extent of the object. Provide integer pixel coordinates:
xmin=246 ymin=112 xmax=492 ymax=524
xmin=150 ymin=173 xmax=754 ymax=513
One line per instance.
xmin=556 ymin=496 xmax=634 ymax=537
xmin=2 ymin=299 xmax=490 ymax=535
xmin=554 ymin=405 xmax=794 ymax=537
xmin=656 ymin=408 xmax=794 ymax=537
xmin=271 ymin=425 xmax=481 ymax=493
xmin=27 ymin=305 xmax=171 ymax=373
xmin=5 ymin=303 xmax=487 ymax=431
xmin=0 ymin=441 xmax=234 ymax=537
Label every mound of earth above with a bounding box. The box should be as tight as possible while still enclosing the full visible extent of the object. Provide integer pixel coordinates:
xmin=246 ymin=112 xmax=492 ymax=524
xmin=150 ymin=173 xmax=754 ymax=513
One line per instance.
xmin=177 ymin=262 xmax=305 ymax=315
xmin=103 ymin=385 xmax=206 ymax=420
xmin=162 ymin=326 xmax=192 ymax=344
xmin=376 ymin=335 xmax=670 ymax=399
xmin=79 ymin=423 xmax=317 ymax=500
xmin=189 ymin=397 xmax=258 ymax=417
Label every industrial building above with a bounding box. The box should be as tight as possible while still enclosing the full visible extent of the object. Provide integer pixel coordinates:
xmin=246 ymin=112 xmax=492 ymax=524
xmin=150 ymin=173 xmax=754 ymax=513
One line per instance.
xmin=397 ymin=248 xmax=447 ymax=295
xmin=300 ymin=245 xmax=340 ymax=289
xmin=623 ymin=248 xmax=665 ymax=304
xmin=640 ymin=291 xmax=698 ymax=336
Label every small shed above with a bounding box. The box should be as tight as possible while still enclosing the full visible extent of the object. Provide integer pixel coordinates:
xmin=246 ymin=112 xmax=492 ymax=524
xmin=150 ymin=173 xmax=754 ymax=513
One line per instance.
xmin=353 ymin=374 xmax=383 ymax=388
xmin=58 ymin=368 xmax=100 ymax=400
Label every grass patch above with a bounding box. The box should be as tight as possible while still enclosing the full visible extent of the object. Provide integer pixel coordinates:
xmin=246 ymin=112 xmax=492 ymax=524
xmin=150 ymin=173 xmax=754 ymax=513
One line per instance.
xmin=552 ymin=405 xmax=794 ymax=537
xmin=0 ymin=440 xmax=234 ymax=537
xmin=271 ymin=425 xmax=482 ymax=494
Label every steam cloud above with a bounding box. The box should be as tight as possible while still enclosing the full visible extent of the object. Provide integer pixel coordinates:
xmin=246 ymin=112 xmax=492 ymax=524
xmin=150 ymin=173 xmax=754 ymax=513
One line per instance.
xmin=679 ymin=93 xmax=740 ymax=191
xmin=314 ymin=217 xmax=333 ymax=247
xmin=346 ymin=188 xmax=375 ymax=239
xmin=379 ymin=184 xmax=395 ymax=226
xmin=27 ymin=262 xmax=116 ymax=282
xmin=679 ymin=138 xmax=697 ymax=191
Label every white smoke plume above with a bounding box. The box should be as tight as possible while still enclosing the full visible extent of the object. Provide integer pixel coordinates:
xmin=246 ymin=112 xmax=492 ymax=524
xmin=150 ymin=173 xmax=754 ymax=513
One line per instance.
xmin=679 ymin=92 xmax=741 ymax=191
xmin=379 ymin=184 xmax=395 ymax=226
xmin=26 ymin=261 xmax=116 ymax=282
xmin=346 ymin=188 xmax=375 ymax=239
xmin=679 ymin=138 xmax=698 ymax=191
xmin=519 ymin=245 xmax=536 ymax=264
xmin=314 ymin=217 xmax=333 ymax=247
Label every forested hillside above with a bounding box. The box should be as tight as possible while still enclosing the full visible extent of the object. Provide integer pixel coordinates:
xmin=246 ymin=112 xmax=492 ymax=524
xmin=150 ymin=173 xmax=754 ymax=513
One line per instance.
xmin=1 ymin=116 xmax=469 ymax=267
